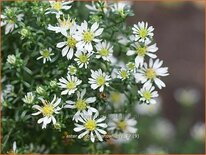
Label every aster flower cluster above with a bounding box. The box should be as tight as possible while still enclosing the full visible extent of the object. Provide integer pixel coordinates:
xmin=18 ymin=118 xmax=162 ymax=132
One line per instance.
xmin=2 ymin=1 xmax=169 ymax=154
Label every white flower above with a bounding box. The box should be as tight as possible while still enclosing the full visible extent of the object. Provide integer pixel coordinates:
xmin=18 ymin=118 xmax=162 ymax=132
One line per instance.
xmin=22 ymin=92 xmax=35 ymax=104
xmin=127 ymin=40 xmax=158 ymax=68
xmin=108 ymin=114 xmax=137 ymax=134
xmin=7 ymin=54 xmax=16 ymax=65
xmin=56 ymin=25 xmax=77 ymax=60
xmin=32 ymin=95 xmax=61 ymax=129
xmin=1 ymin=13 xmax=24 ymax=34
xmin=64 ymin=89 xmax=97 ymax=122
xmin=117 ymin=68 xmax=129 ymax=80
xmin=86 ymin=1 xmax=108 ymax=14
xmin=191 ymin=122 xmax=205 ymax=142
xmin=126 ymin=62 xmax=135 ymax=72
xmin=108 ymin=91 xmax=126 ymax=109
xmin=37 ymin=48 xmax=54 ymax=64
xmin=95 ymin=41 xmax=113 ymax=61
xmin=88 ymin=69 xmax=111 ymax=92
xmin=74 ymin=50 xmax=92 ymax=68
xmin=135 ymin=97 xmax=161 ymax=116
xmin=74 ymin=111 xmax=107 ymax=142
xmin=58 ymin=74 xmax=82 ymax=95
xmin=132 ymin=21 xmax=154 ymax=43
xmin=138 ymin=83 xmax=159 ymax=104
xmin=12 ymin=141 xmax=17 ymax=153
xmin=111 ymin=2 xmax=130 ymax=17
xmin=48 ymin=16 xmax=75 ymax=36
xmin=67 ymin=65 xmax=77 ymax=75
xmin=135 ymin=59 xmax=169 ymax=89
xmin=75 ymin=21 xmax=104 ymax=52
xmin=45 ymin=1 xmax=73 ymax=18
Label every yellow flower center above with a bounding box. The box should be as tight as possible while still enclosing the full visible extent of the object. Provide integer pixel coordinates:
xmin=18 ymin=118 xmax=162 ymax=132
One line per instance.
xmin=67 ymin=37 xmax=77 ymax=48
xmin=52 ymin=2 xmax=62 ymax=11
xmin=127 ymin=63 xmax=135 ymax=71
xmin=96 ymin=76 xmax=105 ymax=86
xmin=42 ymin=104 xmax=54 ymax=117
xmin=66 ymin=81 xmax=76 ymax=90
xmin=146 ymin=68 xmax=156 ymax=79
xmin=99 ymin=49 xmax=109 ymax=56
xmin=143 ymin=91 xmax=151 ymax=100
xmin=137 ymin=46 xmax=147 ymax=57
xmin=75 ymin=99 xmax=87 ymax=111
xmin=120 ymin=70 xmax=128 ymax=79
xmin=85 ymin=119 xmax=97 ymax=131
xmin=111 ymin=92 xmax=121 ymax=103
xmin=117 ymin=120 xmax=127 ymax=130
xmin=42 ymin=50 xmax=50 ymax=58
xmin=83 ymin=31 xmax=94 ymax=43
xmin=139 ymin=29 xmax=148 ymax=39
xmin=68 ymin=66 xmax=77 ymax=74
xmin=79 ymin=54 xmax=88 ymax=63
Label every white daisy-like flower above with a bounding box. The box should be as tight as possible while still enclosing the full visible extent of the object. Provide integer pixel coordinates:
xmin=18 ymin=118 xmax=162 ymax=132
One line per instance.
xmin=132 ymin=21 xmax=154 ymax=43
xmin=108 ymin=91 xmax=126 ymax=109
xmin=58 ymin=74 xmax=82 ymax=95
xmin=22 ymin=92 xmax=35 ymax=104
xmin=56 ymin=25 xmax=77 ymax=60
xmin=126 ymin=62 xmax=135 ymax=73
xmin=74 ymin=111 xmax=107 ymax=142
xmin=32 ymin=95 xmax=61 ymax=129
xmin=64 ymin=89 xmax=97 ymax=122
xmin=48 ymin=16 xmax=75 ymax=36
xmin=74 ymin=50 xmax=92 ymax=68
xmin=108 ymin=114 xmax=137 ymax=134
xmin=37 ymin=48 xmax=54 ymax=64
xmin=190 ymin=122 xmax=205 ymax=142
xmin=138 ymin=83 xmax=159 ymax=104
xmin=1 ymin=13 xmax=24 ymax=34
xmin=95 ymin=41 xmax=113 ymax=61
xmin=67 ymin=65 xmax=77 ymax=75
xmin=45 ymin=1 xmax=73 ymax=18
xmin=127 ymin=40 xmax=158 ymax=68
xmin=75 ymin=21 xmax=104 ymax=52
xmin=85 ymin=1 xmax=108 ymax=14
xmin=111 ymin=2 xmax=130 ymax=17
xmin=117 ymin=68 xmax=129 ymax=80
xmin=88 ymin=69 xmax=111 ymax=92
xmin=135 ymin=59 xmax=169 ymax=89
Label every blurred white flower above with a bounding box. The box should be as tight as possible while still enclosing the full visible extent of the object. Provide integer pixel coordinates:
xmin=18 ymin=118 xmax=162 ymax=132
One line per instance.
xmin=108 ymin=91 xmax=126 ymax=109
xmin=45 ymin=1 xmax=73 ymax=18
xmin=86 ymin=1 xmax=109 ymax=14
xmin=132 ymin=21 xmax=154 ymax=43
xmin=74 ymin=111 xmax=107 ymax=142
xmin=7 ymin=55 xmax=16 ymax=65
xmin=32 ymin=95 xmax=61 ymax=129
xmin=151 ymin=118 xmax=175 ymax=141
xmin=145 ymin=145 xmax=167 ymax=154
xmin=174 ymin=88 xmax=201 ymax=106
xmin=67 ymin=65 xmax=77 ymax=75
xmin=111 ymin=2 xmax=131 ymax=17
xmin=135 ymin=97 xmax=162 ymax=116
xmin=22 ymin=92 xmax=35 ymax=104
xmin=135 ymin=59 xmax=169 ymax=89
xmin=190 ymin=122 xmax=205 ymax=142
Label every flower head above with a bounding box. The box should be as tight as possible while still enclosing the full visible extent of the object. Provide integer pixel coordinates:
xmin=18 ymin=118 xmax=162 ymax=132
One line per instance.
xmin=86 ymin=1 xmax=109 ymax=14
xmin=74 ymin=111 xmax=107 ymax=142
xmin=127 ymin=40 xmax=158 ymax=68
xmin=7 ymin=54 xmax=16 ymax=65
xmin=117 ymin=68 xmax=129 ymax=80
xmin=135 ymin=59 xmax=169 ymax=89
xmin=74 ymin=50 xmax=92 ymax=68
xmin=88 ymin=69 xmax=111 ymax=92
xmin=22 ymin=92 xmax=35 ymax=104
xmin=58 ymin=74 xmax=82 ymax=95
xmin=32 ymin=95 xmax=61 ymax=129
xmin=67 ymin=65 xmax=77 ymax=75
xmin=65 ymin=89 xmax=97 ymax=122
xmin=95 ymin=41 xmax=113 ymax=62
xmin=138 ymin=83 xmax=159 ymax=104
xmin=75 ymin=21 xmax=104 ymax=52
xmin=132 ymin=21 xmax=154 ymax=43
xmin=37 ymin=48 xmax=54 ymax=64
